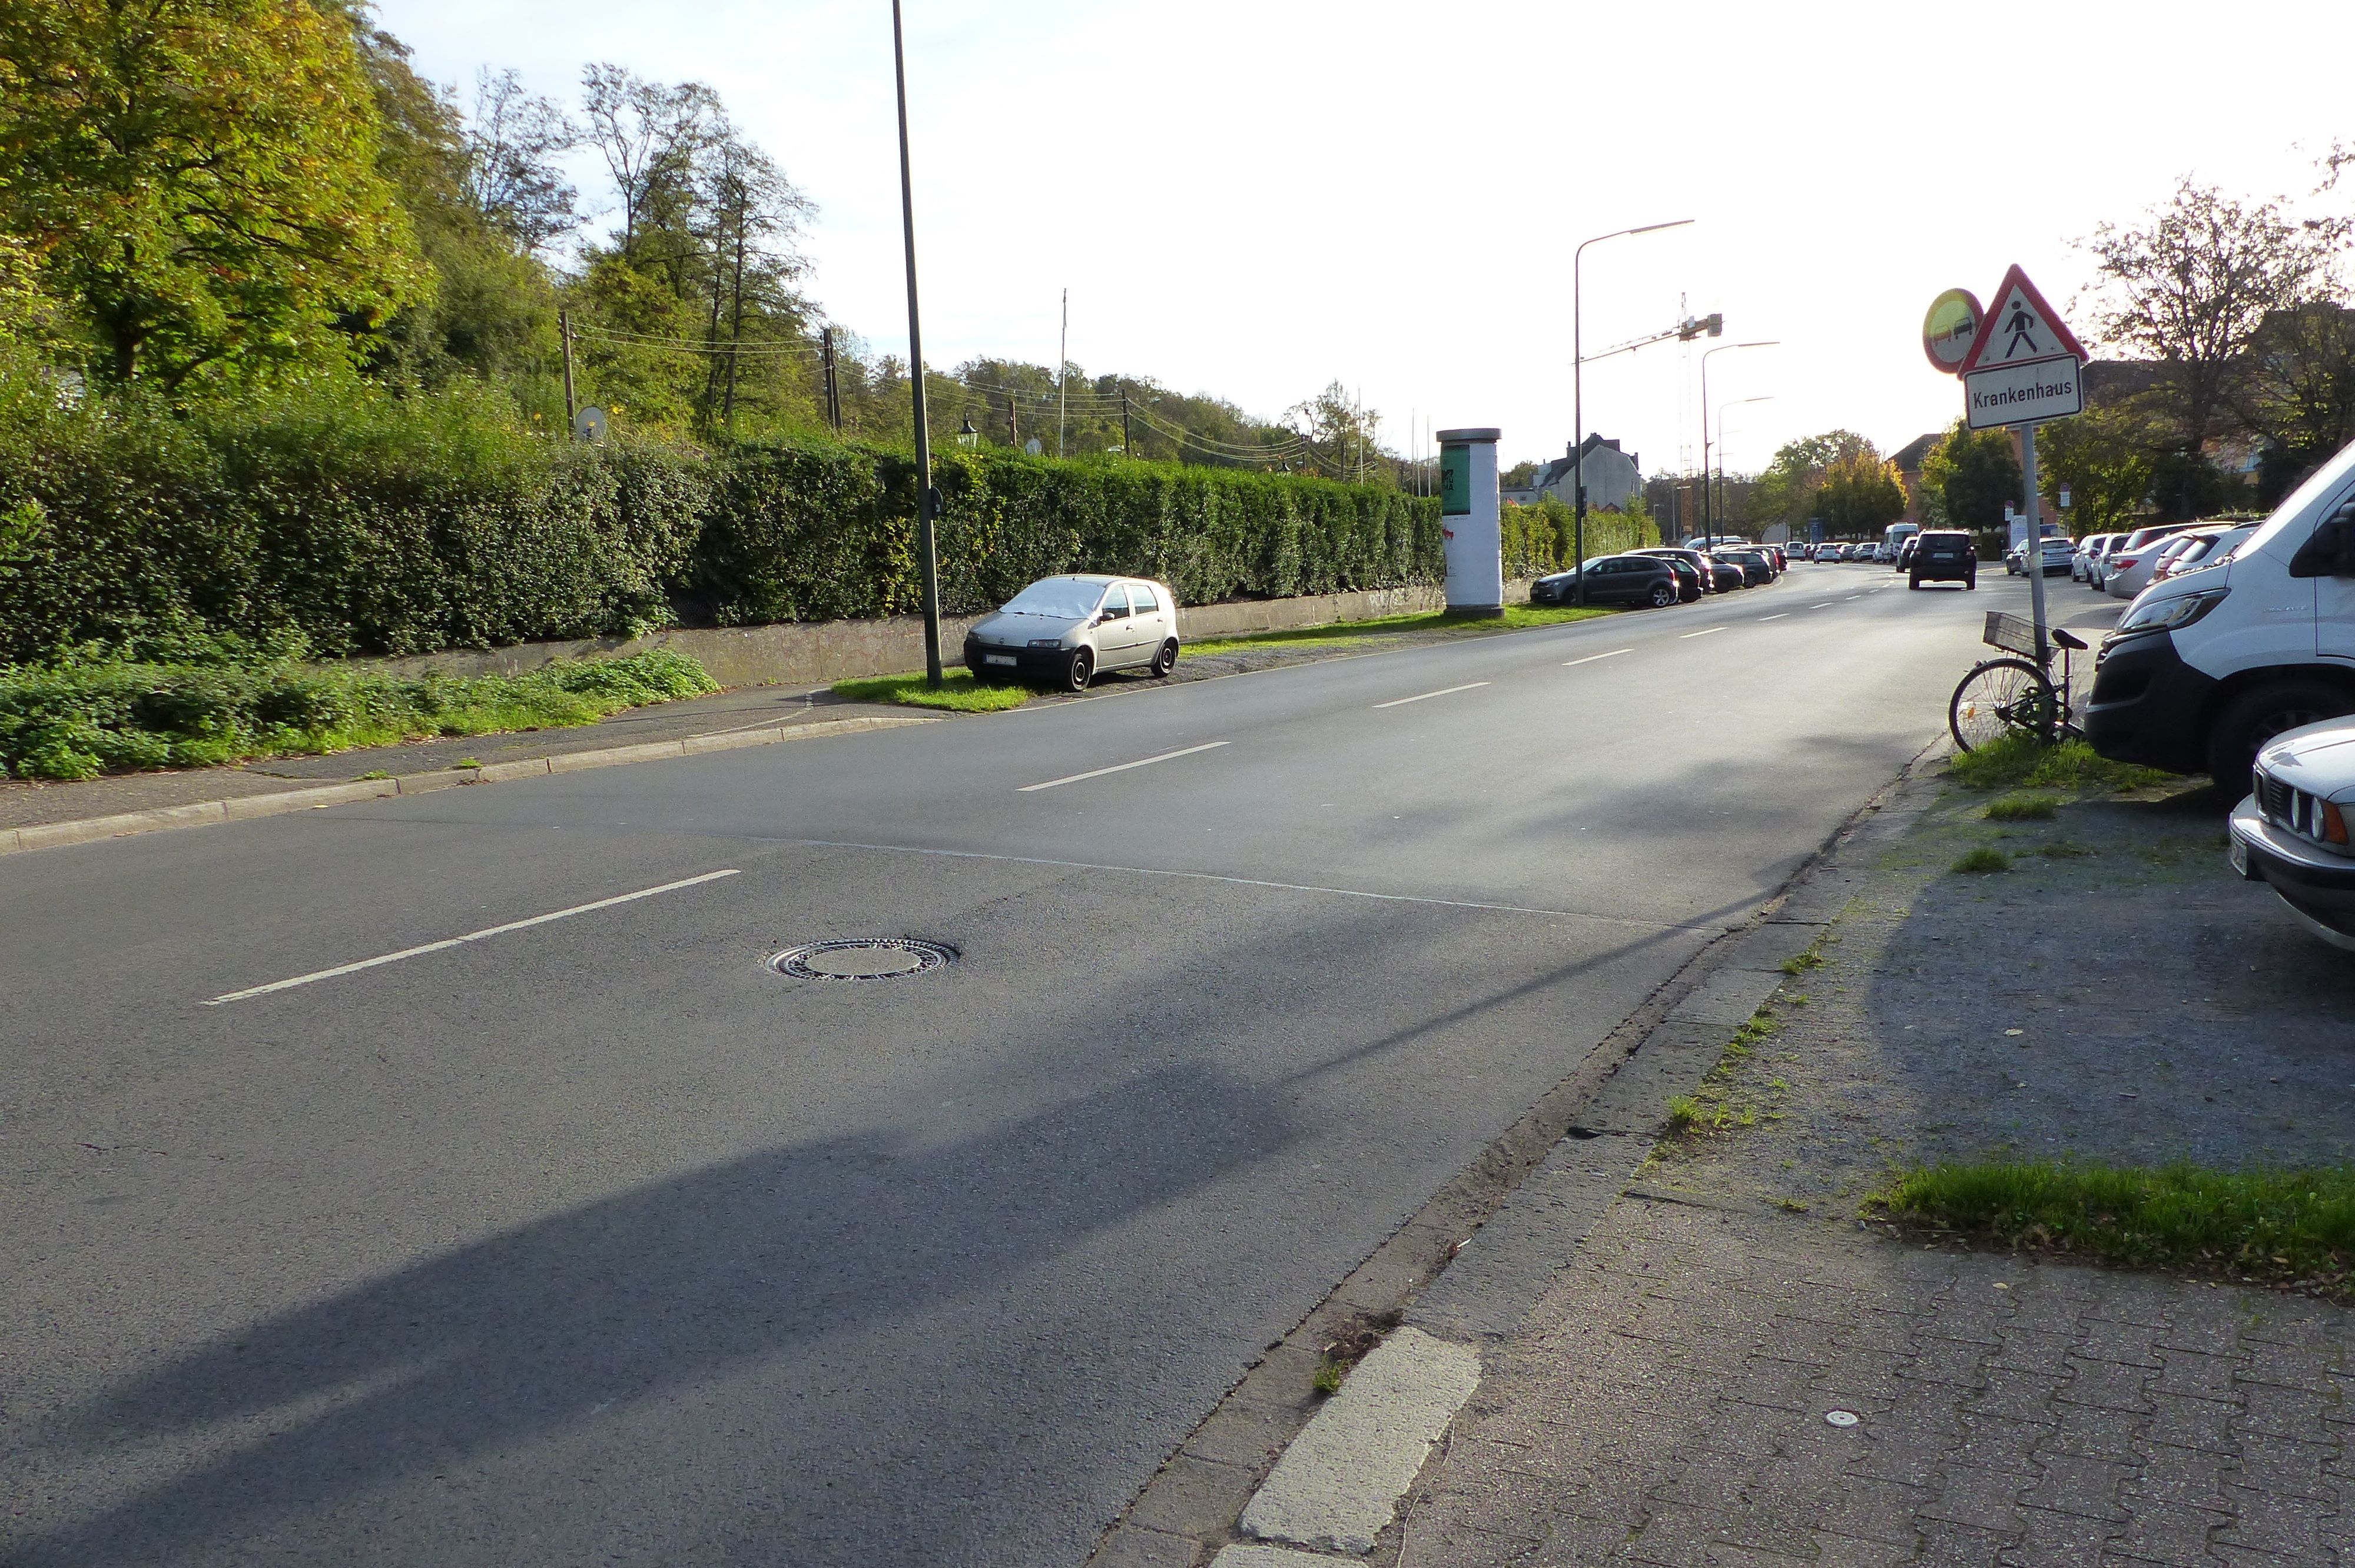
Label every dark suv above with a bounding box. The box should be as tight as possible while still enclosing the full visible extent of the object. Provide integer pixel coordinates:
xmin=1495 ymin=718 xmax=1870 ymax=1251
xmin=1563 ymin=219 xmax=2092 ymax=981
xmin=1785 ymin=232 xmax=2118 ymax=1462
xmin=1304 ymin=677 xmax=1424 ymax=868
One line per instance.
xmin=1908 ymin=530 xmax=1977 ymax=589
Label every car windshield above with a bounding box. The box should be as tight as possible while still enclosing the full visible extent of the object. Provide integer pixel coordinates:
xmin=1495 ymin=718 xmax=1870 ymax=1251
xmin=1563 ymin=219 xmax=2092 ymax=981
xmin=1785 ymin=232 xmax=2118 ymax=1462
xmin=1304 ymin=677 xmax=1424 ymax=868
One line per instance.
xmin=1000 ymin=578 xmax=1107 ymax=618
xmin=2241 ymin=438 xmax=2355 ymax=560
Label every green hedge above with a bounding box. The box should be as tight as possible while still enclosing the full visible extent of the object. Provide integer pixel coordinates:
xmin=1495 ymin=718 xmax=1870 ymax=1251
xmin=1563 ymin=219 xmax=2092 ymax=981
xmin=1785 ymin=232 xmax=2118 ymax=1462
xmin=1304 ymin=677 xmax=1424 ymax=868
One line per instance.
xmin=0 ymin=359 xmax=1651 ymax=665
xmin=0 ymin=371 xmax=706 ymax=662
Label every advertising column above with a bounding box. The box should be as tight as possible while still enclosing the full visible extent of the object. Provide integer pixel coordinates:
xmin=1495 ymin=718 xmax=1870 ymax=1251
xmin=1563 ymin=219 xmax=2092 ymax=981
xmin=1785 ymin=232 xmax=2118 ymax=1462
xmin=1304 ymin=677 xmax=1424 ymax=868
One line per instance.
xmin=1437 ymin=427 xmax=1502 ymax=618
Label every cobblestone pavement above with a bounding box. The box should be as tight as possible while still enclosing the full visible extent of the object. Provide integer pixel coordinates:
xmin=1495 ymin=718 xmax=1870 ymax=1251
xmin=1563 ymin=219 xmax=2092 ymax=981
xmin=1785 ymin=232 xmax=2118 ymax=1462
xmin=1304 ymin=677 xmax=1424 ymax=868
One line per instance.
xmin=1393 ymin=765 xmax=2355 ymax=1567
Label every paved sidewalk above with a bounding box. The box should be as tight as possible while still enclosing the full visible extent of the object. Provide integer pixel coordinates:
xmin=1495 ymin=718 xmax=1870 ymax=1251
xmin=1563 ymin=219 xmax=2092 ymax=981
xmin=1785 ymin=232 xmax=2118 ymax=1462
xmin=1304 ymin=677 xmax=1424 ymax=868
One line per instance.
xmin=1400 ymin=1197 xmax=2350 ymax=1566
xmin=1379 ymin=764 xmax=2355 ymax=1567
xmin=0 ymin=683 xmax=905 ymax=833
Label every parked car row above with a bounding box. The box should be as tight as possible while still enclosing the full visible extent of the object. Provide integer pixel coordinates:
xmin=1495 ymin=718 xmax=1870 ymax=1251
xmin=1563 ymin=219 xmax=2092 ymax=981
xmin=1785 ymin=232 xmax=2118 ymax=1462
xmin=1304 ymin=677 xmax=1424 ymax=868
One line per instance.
xmin=1798 ymin=541 xmax=1890 ymax=563
xmin=2076 ymin=438 xmax=2355 ymax=949
xmin=1527 ymin=541 xmax=1787 ymax=609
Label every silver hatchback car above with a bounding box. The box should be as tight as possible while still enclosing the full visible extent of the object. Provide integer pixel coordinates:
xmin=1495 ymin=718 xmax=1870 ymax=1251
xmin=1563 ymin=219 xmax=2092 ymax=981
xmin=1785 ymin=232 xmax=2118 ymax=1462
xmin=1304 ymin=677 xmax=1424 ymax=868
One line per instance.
xmin=963 ymin=574 xmax=1180 ymax=692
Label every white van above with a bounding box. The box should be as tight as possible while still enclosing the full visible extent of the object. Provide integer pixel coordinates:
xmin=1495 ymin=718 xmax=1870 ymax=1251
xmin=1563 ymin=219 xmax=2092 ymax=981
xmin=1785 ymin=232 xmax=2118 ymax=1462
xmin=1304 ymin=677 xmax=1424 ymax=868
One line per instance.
xmin=2086 ymin=438 xmax=2355 ymax=782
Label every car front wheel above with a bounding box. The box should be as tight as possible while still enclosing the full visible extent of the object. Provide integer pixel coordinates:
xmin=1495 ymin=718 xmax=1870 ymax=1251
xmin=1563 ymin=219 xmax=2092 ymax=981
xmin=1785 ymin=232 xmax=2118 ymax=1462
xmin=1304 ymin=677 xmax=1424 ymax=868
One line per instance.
xmin=1063 ymin=646 xmax=1094 ymax=693
xmin=2206 ymin=679 xmax=2354 ymax=785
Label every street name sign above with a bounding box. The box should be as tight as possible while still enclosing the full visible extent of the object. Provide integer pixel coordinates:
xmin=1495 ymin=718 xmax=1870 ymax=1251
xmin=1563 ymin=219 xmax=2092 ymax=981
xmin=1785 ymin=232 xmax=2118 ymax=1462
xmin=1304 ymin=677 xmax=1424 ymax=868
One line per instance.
xmin=1958 ymin=265 xmax=2087 ymax=429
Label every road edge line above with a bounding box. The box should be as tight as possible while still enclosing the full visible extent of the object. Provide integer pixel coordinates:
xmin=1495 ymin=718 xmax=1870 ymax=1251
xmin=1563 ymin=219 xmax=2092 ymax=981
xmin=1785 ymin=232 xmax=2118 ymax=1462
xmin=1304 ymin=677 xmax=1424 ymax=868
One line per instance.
xmin=0 ymin=713 xmax=940 ymax=860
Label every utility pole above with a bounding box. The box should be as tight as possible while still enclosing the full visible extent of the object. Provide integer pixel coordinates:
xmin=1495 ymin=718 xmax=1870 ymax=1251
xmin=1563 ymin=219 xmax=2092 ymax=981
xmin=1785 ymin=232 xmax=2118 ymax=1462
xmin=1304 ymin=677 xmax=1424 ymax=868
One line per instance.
xmin=559 ymin=308 xmax=577 ymax=430
xmin=1122 ymin=393 xmax=1132 ymax=460
xmin=890 ymin=0 xmax=942 ymax=687
xmin=821 ymin=326 xmax=843 ymax=434
xmin=1008 ymin=390 xmax=1019 ymax=447
xmin=1057 ymin=287 xmax=1069 ymax=459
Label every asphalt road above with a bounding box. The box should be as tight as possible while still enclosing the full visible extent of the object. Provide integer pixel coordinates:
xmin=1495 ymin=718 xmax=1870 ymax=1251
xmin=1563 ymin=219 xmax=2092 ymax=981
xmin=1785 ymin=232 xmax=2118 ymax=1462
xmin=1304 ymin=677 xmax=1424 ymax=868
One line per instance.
xmin=3 ymin=564 xmax=2022 ymax=1566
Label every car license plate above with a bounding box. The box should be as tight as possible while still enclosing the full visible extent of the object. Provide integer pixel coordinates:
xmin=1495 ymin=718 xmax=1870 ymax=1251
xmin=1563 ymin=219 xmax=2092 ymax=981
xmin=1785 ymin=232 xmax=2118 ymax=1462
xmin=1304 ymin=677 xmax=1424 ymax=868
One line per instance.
xmin=2228 ymin=833 xmax=2250 ymax=878
xmin=984 ymin=653 xmax=1015 ymax=667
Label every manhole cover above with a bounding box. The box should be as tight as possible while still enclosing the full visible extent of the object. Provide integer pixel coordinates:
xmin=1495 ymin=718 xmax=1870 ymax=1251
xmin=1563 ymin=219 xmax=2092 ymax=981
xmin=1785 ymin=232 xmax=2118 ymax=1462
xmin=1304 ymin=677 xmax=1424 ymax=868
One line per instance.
xmin=1824 ymin=1409 xmax=1861 ymax=1429
xmin=769 ymin=938 xmax=957 ymax=981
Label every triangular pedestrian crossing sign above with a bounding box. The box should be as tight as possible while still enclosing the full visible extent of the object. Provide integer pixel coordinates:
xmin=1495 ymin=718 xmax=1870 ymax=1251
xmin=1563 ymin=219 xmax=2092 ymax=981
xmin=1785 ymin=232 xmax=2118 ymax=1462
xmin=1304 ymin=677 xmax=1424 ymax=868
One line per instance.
xmin=1958 ymin=265 xmax=2087 ymax=372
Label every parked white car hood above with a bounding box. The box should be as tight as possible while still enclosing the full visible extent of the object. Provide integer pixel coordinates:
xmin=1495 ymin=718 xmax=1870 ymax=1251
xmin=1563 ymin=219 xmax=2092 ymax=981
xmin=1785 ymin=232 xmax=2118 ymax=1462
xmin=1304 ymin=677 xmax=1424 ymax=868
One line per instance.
xmin=2257 ymin=717 xmax=2355 ymax=804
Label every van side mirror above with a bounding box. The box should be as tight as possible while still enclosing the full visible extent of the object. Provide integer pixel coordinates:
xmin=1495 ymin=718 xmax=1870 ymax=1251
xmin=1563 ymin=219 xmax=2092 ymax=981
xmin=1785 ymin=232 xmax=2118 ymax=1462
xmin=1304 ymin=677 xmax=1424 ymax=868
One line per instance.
xmin=2289 ymin=504 xmax=2355 ymax=579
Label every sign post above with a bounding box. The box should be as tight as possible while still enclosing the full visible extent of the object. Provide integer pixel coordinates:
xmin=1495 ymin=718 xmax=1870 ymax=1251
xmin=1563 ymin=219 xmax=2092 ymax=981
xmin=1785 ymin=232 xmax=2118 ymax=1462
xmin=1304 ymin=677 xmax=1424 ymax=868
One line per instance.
xmin=1935 ymin=267 xmax=2089 ymax=670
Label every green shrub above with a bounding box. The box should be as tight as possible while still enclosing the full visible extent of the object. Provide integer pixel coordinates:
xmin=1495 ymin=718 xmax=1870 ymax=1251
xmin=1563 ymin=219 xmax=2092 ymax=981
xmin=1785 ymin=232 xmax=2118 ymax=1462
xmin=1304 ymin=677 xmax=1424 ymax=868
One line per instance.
xmin=0 ymin=639 xmax=717 ymax=778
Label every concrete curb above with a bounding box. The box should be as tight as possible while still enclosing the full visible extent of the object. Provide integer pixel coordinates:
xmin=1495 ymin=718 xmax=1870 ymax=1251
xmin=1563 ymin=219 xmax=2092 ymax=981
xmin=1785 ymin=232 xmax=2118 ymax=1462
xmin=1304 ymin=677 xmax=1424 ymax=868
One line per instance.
xmin=0 ymin=713 xmax=940 ymax=859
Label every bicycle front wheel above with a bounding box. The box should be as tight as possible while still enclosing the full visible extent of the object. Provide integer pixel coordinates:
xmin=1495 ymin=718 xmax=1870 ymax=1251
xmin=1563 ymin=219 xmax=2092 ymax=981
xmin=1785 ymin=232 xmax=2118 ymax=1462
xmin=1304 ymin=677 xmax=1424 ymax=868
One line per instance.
xmin=1949 ymin=657 xmax=2057 ymax=752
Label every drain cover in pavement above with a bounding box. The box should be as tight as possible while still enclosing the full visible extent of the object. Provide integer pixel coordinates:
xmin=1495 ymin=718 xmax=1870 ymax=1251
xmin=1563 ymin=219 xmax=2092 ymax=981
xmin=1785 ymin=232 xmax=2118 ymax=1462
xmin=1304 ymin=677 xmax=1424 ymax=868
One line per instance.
xmin=769 ymin=938 xmax=956 ymax=981
xmin=1824 ymin=1409 xmax=1860 ymax=1428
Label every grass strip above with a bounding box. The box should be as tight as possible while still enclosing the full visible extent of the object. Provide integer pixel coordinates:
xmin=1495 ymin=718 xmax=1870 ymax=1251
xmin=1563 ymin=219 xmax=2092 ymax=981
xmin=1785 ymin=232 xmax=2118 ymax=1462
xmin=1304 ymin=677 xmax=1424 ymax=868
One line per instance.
xmin=1879 ymin=1160 xmax=2355 ymax=1297
xmin=3 ymin=645 xmax=720 ymax=780
xmin=1182 ymin=603 xmax=1612 ymax=657
xmin=830 ymin=670 xmax=1031 ymax=713
xmin=1948 ymin=734 xmax=2175 ymax=793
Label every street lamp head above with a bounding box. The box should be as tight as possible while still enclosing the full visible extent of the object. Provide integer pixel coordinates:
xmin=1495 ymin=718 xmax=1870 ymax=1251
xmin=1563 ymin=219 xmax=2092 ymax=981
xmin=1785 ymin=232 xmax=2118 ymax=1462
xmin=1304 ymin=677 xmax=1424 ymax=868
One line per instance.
xmin=1630 ymin=218 xmax=1696 ymax=235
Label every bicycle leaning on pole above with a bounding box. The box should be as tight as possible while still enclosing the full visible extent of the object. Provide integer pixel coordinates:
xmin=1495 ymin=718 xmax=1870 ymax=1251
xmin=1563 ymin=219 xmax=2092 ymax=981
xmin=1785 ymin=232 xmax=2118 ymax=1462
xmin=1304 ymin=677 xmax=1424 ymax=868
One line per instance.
xmin=1948 ymin=609 xmax=2089 ymax=752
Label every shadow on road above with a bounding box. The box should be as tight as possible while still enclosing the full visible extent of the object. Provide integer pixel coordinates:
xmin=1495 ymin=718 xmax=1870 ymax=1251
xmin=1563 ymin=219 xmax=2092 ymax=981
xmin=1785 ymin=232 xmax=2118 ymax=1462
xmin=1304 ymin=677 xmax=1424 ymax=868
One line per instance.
xmin=14 ymin=1062 xmax=1297 ymax=1566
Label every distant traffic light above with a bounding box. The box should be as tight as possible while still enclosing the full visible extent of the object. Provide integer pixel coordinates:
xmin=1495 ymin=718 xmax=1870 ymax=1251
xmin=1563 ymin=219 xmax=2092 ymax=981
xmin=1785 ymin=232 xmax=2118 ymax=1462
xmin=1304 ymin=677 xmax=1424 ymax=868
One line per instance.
xmin=1676 ymin=313 xmax=1726 ymax=341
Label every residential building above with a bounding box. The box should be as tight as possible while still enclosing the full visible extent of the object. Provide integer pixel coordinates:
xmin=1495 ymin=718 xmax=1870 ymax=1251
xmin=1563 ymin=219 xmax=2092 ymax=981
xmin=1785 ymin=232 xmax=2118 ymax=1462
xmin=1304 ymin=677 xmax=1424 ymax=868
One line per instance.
xmin=1501 ymin=435 xmax=1643 ymax=513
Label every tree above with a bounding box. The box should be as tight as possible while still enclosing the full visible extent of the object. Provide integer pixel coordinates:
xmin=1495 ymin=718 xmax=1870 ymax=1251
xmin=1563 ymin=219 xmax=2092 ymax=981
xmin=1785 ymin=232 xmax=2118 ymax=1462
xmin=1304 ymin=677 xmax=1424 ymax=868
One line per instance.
xmin=1286 ymin=381 xmax=1381 ymax=481
xmin=0 ymin=0 xmax=425 ymax=387
xmin=2034 ymin=405 xmax=2155 ymax=533
xmin=1746 ymin=429 xmax=1875 ymax=533
xmin=1812 ymin=450 xmax=1907 ymax=534
xmin=2078 ymin=178 xmax=2347 ymax=516
xmin=1920 ymin=422 xmax=2022 ymax=532
xmin=2228 ymin=301 xmax=2355 ymax=505
xmin=463 ymin=71 xmax=579 ymax=253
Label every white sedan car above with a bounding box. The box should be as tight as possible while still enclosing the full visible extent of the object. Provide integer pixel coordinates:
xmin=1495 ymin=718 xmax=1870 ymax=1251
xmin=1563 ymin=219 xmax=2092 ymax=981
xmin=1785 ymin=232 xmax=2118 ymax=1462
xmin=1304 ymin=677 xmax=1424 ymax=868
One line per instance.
xmin=2231 ymin=717 xmax=2355 ymax=950
xmin=963 ymin=574 xmax=1180 ymax=692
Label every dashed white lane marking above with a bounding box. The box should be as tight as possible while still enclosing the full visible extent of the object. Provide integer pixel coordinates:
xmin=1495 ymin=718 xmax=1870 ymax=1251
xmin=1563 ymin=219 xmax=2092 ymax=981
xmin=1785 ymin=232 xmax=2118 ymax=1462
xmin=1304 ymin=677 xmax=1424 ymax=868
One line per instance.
xmin=1563 ymin=648 xmax=1633 ymax=667
xmin=1757 ymin=613 xmax=1789 ymax=622
xmin=1811 ymin=602 xmax=1836 ymax=609
xmin=1372 ymin=682 xmax=1490 ymax=709
xmin=1679 ymin=626 xmax=1726 ymax=639
xmin=1019 ymin=740 xmax=1229 ymax=792
xmin=1845 ymin=594 xmax=1864 ymax=600
xmin=208 ymin=869 xmax=742 ymax=1004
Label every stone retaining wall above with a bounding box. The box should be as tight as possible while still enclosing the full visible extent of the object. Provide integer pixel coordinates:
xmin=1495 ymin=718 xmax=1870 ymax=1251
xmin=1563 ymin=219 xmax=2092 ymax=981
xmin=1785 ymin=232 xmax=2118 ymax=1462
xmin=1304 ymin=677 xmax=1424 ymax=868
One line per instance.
xmin=359 ymin=579 xmax=1535 ymax=690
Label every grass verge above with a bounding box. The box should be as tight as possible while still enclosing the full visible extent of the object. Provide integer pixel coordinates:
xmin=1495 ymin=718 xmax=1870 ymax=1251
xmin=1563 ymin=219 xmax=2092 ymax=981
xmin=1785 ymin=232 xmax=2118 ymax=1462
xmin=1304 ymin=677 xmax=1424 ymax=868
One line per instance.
xmin=1951 ymin=846 xmax=2011 ymax=874
xmin=1182 ymin=603 xmax=1611 ymax=657
xmin=1984 ymin=793 xmax=2060 ymax=821
xmin=2 ymin=640 xmax=720 ymax=780
xmin=1877 ymin=1160 xmax=2355 ymax=1298
xmin=1948 ymin=734 xmax=2175 ymax=793
xmin=830 ymin=670 xmax=1032 ymax=713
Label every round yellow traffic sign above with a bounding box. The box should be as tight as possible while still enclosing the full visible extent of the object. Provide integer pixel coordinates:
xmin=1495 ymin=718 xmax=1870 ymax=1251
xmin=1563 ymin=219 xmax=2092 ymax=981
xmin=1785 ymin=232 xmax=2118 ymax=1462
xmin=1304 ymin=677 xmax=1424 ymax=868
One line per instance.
xmin=1922 ymin=289 xmax=1983 ymax=375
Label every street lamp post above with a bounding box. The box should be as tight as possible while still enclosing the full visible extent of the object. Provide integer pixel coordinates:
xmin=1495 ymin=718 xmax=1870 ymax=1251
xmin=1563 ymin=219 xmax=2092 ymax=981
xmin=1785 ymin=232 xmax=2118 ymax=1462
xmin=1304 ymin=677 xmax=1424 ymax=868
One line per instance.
xmin=1715 ymin=396 xmax=1774 ymax=538
xmin=1573 ymin=219 xmax=1692 ymax=604
xmin=1698 ymin=341 xmax=1776 ymax=545
xmin=890 ymin=0 xmax=943 ymax=687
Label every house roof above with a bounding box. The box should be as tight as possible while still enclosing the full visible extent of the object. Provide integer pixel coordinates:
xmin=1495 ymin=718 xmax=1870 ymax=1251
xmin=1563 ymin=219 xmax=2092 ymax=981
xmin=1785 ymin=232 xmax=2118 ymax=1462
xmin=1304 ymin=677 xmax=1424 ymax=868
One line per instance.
xmin=1889 ymin=433 xmax=1941 ymax=471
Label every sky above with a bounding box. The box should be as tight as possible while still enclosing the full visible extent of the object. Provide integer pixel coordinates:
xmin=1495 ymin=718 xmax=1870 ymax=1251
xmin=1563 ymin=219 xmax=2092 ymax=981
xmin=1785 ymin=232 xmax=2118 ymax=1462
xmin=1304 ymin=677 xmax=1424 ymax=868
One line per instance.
xmin=377 ymin=0 xmax=2353 ymax=481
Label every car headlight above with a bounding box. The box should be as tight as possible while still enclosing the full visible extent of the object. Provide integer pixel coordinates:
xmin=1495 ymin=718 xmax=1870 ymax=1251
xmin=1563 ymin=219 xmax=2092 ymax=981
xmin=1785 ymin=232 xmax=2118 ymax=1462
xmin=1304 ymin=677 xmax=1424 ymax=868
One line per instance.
xmin=2116 ymin=586 xmax=2229 ymax=635
xmin=1027 ymin=637 xmax=1063 ymax=649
